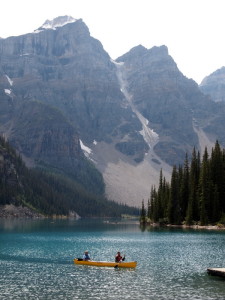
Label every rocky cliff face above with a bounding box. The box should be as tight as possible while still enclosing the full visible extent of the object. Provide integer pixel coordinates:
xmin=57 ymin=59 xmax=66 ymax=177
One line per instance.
xmin=116 ymin=45 xmax=222 ymax=165
xmin=0 ymin=17 xmax=147 ymax=162
xmin=200 ymin=67 xmax=225 ymax=102
xmin=0 ymin=16 xmax=225 ymax=206
xmin=10 ymin=101 xmax=82 ymax=170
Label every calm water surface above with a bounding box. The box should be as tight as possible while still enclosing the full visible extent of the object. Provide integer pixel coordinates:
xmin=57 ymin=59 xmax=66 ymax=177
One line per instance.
xmin=0 ymin=219 xmax=225 ymax=300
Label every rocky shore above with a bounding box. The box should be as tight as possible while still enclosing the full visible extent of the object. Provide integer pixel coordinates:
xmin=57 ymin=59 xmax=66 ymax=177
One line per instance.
xmin=0 ymin=205 xmax=80 ymax=219
xmin=166 ymin=224 xmax=225 ymax=230
xmin=0 ymin=204 xmax=44 ymax=219
xmin=142 ymin=222 xmax=225 ymax=230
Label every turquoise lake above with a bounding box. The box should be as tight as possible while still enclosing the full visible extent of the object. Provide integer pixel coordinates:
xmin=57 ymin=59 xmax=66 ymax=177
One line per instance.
xmin=0 ymin=219 xmax=225 ymax=299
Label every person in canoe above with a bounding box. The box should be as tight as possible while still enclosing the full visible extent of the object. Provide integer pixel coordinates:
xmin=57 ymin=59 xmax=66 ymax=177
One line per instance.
xmin=115 ymin=251 xmax=125 ymax=263
xmin=83 ymin=250 xmax=91 ymax=261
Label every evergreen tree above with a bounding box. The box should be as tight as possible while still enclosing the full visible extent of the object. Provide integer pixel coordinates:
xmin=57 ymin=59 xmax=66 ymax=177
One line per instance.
xmin=151 ymin=186 xmax=159 ymax=222
xmin=147 ymin=197 xmax=151 ymax=220
xmin=199 ymin=148 xmax=210 ymax=225
xmin=168 ymin=166 xmax=180 ymax=224
xmin=162 ymin=176 xmax=170 ymax=221
xmin=212 ymin=184 xmax=220 ymax=222
xmin=210 ymin=141 xmax=225 ymax=215
xmin=140 ymin=199 xmax=146 ymax=224
xmin=187 ymin=147 xmax=200 ymax=223
xmin=185 ymin=199 xmax=193 ymax=225
xmin=180 ymin=154 xmax=189 ymax=221
xmin=149 ymin=186 xmax=155 ymax=221
xmin=157 ymin=169 xmax=164 ymax=220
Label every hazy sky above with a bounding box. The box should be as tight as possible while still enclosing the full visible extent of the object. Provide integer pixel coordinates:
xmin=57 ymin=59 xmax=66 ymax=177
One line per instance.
xmin=0 ymin=0 xmax=224 ymax=84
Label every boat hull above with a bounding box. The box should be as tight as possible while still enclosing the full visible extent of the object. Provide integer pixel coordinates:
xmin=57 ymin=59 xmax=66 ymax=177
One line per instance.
xmin=74 ymin=259 xmax=137 ymax=268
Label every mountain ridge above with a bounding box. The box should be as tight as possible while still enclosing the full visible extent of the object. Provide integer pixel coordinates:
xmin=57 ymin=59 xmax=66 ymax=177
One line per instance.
xmin=200 ymin=66 xmax=225 ymax=103
xmin=0 ymin=16 xmax=224 ymax=207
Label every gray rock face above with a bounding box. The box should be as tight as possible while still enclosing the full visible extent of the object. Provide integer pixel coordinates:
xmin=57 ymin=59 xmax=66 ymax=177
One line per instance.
xmin=200 ymin=67 xmax=225 ymax=102
xmin=10 ymin=101 xmax=82 ymax=171
xmin=116 ymin=45 xmax=222 ymax=165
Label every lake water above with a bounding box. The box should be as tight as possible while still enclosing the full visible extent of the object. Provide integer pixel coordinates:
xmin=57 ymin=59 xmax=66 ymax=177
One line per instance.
xmin=0 ymin=219 xmax=225 ymax=300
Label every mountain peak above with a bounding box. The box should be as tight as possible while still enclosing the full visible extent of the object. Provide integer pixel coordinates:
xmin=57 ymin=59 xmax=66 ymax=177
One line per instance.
xmin=36 ymin=16 xmax=77 ymax=32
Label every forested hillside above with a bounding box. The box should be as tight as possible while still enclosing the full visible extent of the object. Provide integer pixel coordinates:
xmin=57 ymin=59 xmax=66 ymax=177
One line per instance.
xmin=0 ymin=136 xmax=138 ymax=217
xmin=141 ymin=141 xmax=225 ymax=226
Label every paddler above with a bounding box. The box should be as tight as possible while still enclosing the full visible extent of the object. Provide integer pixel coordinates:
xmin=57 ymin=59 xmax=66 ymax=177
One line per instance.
xmin=83 ymin=250 xmax=91 ymax=261
xmin=115 ymin=251 xmax=125 ymax=262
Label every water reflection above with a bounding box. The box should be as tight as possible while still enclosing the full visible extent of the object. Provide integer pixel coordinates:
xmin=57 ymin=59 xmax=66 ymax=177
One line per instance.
xmin=0 ymin=218 xmax=141 ymax=233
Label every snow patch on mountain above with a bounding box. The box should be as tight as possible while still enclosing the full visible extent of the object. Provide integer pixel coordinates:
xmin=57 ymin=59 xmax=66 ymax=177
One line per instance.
xmin=137 ymin=110 xmax=159 ymax=148
xmin=80 ymin=140 xmax=92 ymax=157
xmin=113 ymin=60 xmax=159 ymax=150
xmin=20 ymin=53 xmax=31 ymax=57
xmin=5 ymin=75 xmax=13 ymax=86
xmin=4 ymin=89 xmax=12 ymax=95
xmin=34 ymin=16 xmax=77 ymax=33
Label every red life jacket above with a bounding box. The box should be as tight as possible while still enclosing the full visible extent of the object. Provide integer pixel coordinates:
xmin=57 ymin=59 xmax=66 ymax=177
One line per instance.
xmin=115 ymin=254 xmax=123 ymax=262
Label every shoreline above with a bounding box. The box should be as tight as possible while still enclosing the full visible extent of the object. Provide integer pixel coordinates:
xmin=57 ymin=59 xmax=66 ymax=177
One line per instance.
xmin=1 ymin=205 xmax=225 ymax=231
xmin=141 ymin=222 xmax=225 ymax=230
xmin=0 ymin=204 xmax=79 ymax=219
xmin=0 ymin=204 xmax=44 ymax=219
xmin=167 ymin=224 xmax=225 ymax=230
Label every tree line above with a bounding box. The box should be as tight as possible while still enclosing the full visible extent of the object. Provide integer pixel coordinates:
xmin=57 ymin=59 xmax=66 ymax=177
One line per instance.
xmin=141 ymin=141 xmax=225 ymax=226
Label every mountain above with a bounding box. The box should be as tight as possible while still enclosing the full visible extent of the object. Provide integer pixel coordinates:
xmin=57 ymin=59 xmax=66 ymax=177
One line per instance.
xmin=0 ymin=17 xmax=147 ymax=161
xmin=199 ymin=67 xmax=225 ymax=102
xmin=0 ymin=16 xmax=225 ymax=207
xmin=115 ymin=45 xmax=225 ymax=164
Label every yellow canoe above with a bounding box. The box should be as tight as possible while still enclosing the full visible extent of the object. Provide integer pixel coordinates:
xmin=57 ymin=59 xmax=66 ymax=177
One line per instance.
xmin=74 ymin=258 xmax=137 ymax=268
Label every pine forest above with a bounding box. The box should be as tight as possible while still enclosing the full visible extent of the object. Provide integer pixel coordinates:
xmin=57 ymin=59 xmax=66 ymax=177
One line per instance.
xmin=141 ymin=141 xmax=225 ymax=226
